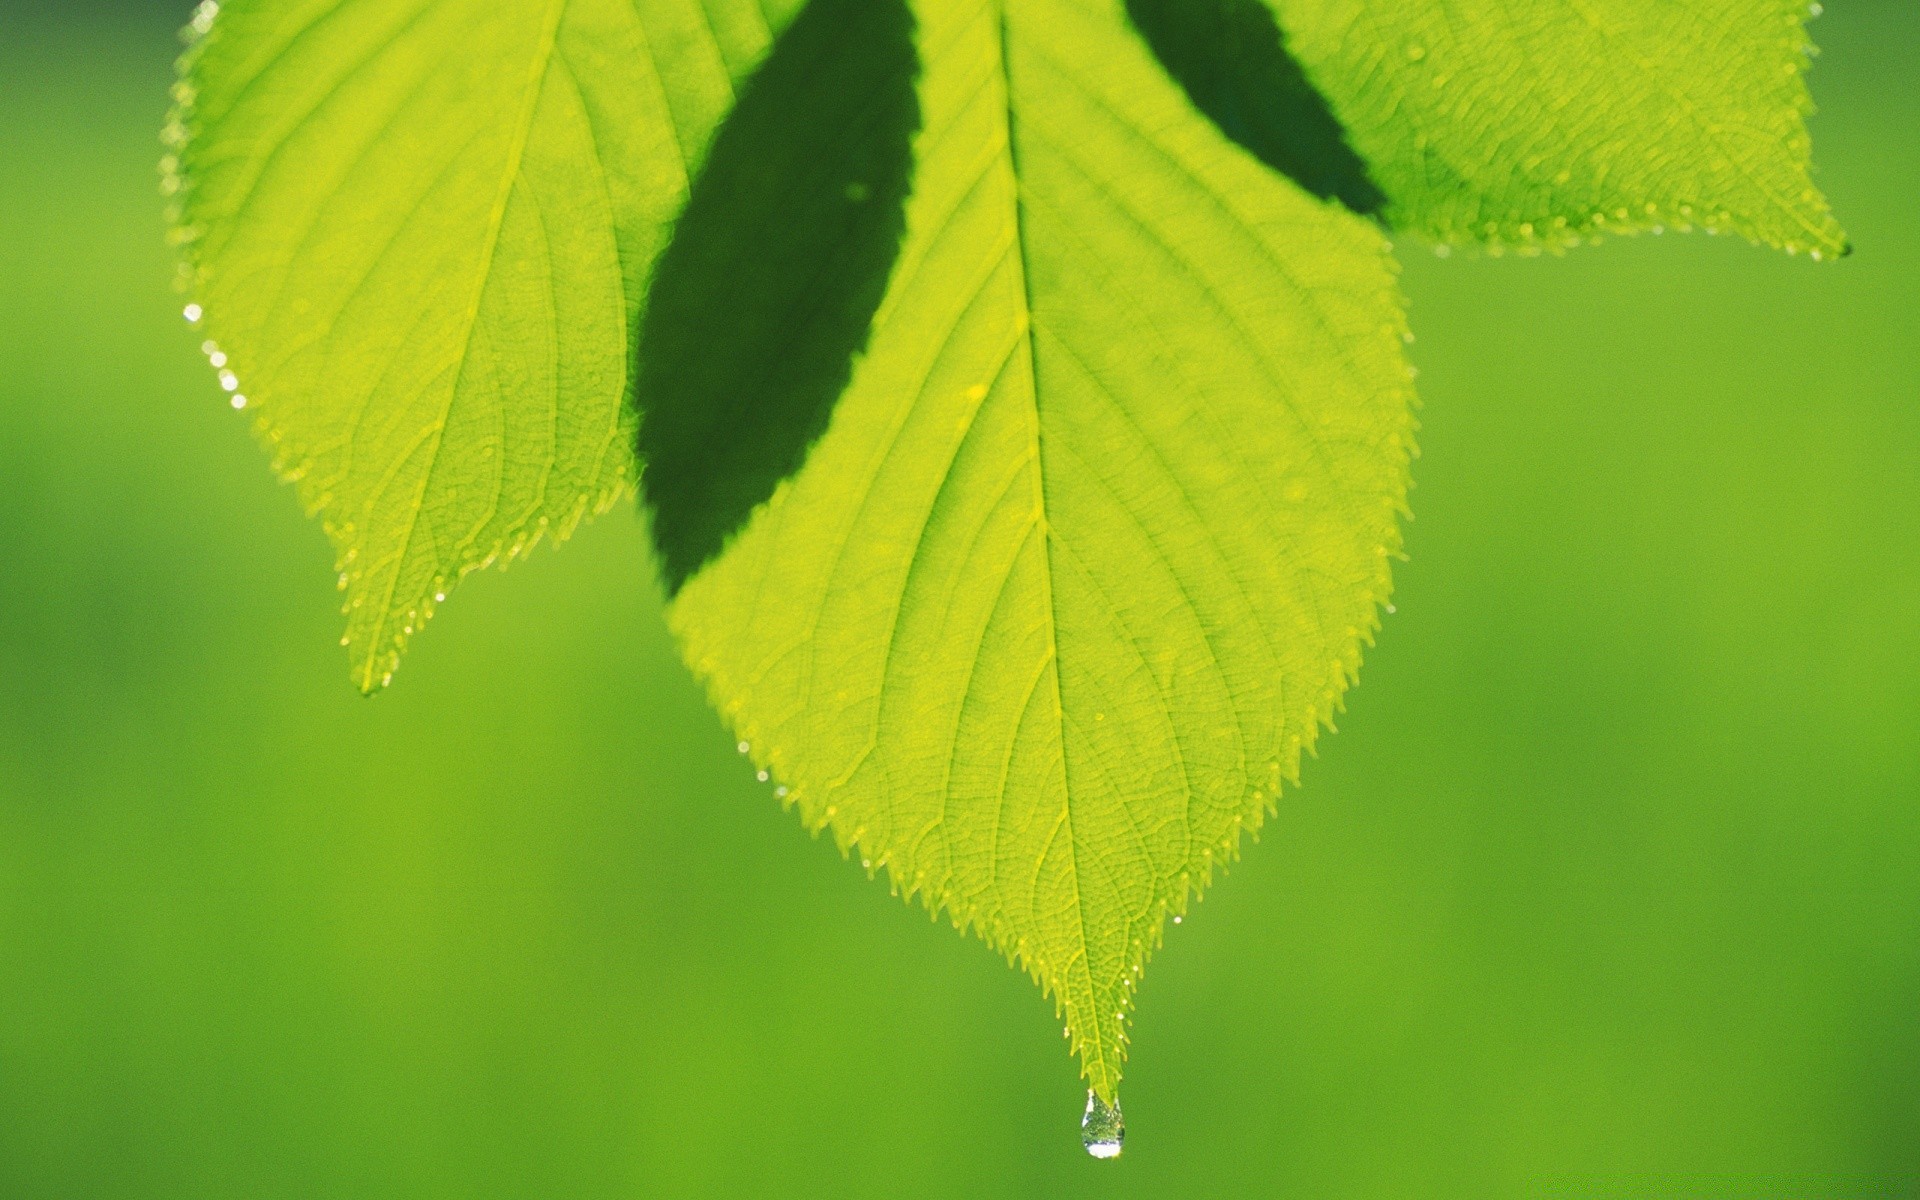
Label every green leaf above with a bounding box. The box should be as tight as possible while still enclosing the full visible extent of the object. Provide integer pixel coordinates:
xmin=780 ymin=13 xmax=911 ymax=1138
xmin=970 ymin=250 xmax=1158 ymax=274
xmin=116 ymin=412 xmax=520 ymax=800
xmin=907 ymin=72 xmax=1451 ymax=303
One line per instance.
xmin=168 ymin=0 xmax=799 ymax=691
xmin=667 ymin=0 xmax=1416 ymax=1101
xmin=1257 ymin=0 xmax=1846 ymax=253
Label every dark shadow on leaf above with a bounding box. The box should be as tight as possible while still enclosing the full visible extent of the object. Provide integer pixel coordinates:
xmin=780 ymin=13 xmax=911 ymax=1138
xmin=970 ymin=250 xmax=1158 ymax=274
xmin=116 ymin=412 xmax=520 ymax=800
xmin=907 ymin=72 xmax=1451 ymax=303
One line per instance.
xmin=1127 ymin=0 xmax=1385 ymax=215
xmin=637 ymin=0 xmax=920 ymax=595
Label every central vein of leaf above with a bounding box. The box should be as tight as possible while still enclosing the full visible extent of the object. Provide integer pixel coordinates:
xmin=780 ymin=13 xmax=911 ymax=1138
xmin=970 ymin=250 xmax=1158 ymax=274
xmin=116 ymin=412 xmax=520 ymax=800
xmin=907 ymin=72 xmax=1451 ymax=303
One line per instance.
xmin=990 ymin=0 xmax=1112 ymax=1098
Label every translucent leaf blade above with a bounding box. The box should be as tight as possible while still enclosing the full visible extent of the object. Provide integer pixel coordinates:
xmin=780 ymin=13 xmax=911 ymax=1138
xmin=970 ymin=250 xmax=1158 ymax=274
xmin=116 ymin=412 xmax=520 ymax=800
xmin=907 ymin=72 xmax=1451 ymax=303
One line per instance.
xmin=669 ymin=0 xmax=1416 ymax=1100
xmin=171 ymin=0 xmax=798 ymax=690
xmin=1261 ymin=0 xmax=1847 ymax=253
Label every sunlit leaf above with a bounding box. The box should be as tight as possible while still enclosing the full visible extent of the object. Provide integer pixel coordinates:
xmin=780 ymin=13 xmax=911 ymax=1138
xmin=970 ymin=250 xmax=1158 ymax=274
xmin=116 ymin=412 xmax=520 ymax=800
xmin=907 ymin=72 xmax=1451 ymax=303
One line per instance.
xmin=1261 ymin=0 xmax=1847 ymax=252
xmin=667 ymin=0 xmax=1416 ymax=1101
xmin=169 ymin=0 xmax=799 ymax=690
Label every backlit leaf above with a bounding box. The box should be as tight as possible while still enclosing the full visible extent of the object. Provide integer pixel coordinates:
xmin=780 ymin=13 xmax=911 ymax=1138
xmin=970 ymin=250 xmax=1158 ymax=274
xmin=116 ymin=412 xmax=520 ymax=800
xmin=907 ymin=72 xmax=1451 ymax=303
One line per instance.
xmin=1261 ymin=0 xmax=1847 ymax=252
xmin=169 ymin=0 xmax=799 ymax=691
xmin=667 ymin=0 xmax=1416 ymax=1101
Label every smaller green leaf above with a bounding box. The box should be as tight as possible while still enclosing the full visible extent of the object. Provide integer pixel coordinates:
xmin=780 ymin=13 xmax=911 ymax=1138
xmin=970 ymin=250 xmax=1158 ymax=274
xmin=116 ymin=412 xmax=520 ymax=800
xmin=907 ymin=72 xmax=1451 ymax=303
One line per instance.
xmin=1260 ymin=0 xmax=1848 ymax=254
xmin=168 ymin=0 xmax=799 ymax=691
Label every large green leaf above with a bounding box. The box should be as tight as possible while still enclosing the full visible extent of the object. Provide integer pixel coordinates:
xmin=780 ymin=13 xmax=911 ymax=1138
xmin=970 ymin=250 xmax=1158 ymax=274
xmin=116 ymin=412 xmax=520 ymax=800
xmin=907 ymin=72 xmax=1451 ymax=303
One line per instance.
xmin=667 ymin=0 xmax=1416 ymax=1104
xmin=167 ymin=0 xmax=798 ymax=691
xmin=1261 ymin=0 xmax=1846 ymax=253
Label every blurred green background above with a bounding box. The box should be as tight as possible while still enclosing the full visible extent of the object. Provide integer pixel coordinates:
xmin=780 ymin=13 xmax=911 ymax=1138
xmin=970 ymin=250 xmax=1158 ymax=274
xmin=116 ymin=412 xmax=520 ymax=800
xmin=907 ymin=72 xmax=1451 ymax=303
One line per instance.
xmin=3 ymin=1 xmax=1916 ymax=1195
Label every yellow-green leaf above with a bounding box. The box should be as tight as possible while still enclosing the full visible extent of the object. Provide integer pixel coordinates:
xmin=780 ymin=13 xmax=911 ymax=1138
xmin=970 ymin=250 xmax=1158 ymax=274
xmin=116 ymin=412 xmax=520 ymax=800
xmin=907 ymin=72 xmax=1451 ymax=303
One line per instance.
xmin=1262 ymin=0 xmax=1847 ymax=253
xmin=668 ymin=0 xmax=1416 ymax=1102
xmin=169 ymin=0 xmax=799 ymax=691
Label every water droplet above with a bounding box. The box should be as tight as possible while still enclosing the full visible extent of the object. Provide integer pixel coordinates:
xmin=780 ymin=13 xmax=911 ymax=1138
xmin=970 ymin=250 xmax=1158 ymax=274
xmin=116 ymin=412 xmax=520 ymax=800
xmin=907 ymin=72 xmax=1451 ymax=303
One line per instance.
xmin=230 ymin=394 xmax=247 ymax=410
xmin=1081 ymin=1091 xmax=1124 ymax=1159
xmin=756 ymin=770 xmax=770 ymax=783
xmin=434 ymin=592 xmax=447 ymax=603
xmin=184 ymin=0 xmax=219 ymax=40
xmin=737 ymin=740 xmax=750 ymax=754
xmin=1172 ymin=915 xmax=1183 ymax=925
xmin=182 ymin=303 xmax=203 ymax=324
xmin=218 ymin=370 xmax=239 ymax=391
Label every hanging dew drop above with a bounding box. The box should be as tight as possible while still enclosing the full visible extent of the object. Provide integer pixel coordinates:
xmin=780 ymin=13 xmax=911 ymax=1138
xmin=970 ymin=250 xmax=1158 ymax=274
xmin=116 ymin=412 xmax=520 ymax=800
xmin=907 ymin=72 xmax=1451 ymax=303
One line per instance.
xmin=1081 ymin=1091 xmax=1124 ymax=1159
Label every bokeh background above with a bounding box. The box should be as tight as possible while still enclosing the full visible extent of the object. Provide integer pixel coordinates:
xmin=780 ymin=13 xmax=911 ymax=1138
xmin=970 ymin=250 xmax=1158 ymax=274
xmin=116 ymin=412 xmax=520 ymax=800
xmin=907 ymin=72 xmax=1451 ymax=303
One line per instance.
xmin=3 ymin=1 xmax=1917 ymax=1195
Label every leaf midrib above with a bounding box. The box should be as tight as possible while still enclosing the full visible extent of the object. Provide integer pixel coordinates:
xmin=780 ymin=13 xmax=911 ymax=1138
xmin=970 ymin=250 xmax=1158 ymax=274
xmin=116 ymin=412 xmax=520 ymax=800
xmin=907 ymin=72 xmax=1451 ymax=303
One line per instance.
xmin=989 ymin=0 xmax=1113 ymax=1098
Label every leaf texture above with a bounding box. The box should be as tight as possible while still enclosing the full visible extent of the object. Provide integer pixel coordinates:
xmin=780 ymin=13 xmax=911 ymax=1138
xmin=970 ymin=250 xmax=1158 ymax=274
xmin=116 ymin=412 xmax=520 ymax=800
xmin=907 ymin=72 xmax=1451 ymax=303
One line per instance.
xmin=169 ymin=0 xmax=799 ymax=691
xmin=1262 ymin=0 xmax=1847 ymax=253
xmin=668 ymin=0 xmax=1416 ymax=1100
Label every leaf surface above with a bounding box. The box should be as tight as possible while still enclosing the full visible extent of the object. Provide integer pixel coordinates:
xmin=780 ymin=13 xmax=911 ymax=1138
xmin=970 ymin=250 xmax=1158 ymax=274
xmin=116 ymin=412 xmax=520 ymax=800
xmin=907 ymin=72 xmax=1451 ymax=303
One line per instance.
xmin=668 ymin=0 xmax=1416 ymax=1099
xmin=171 ymin=0 xmax=798 ymax=690
xmin=1259 ymin=0 xmax=1846 ymax=252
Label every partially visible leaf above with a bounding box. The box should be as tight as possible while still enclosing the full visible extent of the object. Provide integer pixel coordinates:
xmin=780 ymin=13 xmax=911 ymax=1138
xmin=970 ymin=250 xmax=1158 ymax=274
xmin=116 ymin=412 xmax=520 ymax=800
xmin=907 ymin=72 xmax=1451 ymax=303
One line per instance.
xmin=169 ymin=0 xmax=799 ymax=691
xmin=1257 ymin=0 xmax=1847 ymax=253
xmin=669 ymin=0 xmax=1415 ymax=1102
